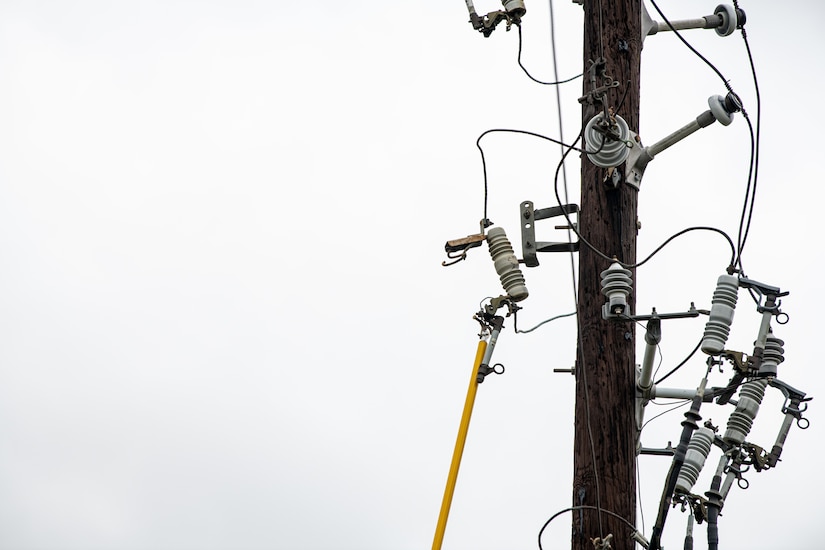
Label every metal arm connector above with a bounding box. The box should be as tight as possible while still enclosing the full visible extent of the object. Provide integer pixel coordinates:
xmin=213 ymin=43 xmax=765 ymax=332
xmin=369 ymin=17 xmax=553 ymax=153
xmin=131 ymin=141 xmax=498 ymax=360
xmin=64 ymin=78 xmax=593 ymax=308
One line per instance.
xmin=465 ymin=0 xmax=525 ymax=37
xmin=641 ymin=3 xmax=746 ymax=45
xmin=624 ymin=93 xmax=741 ymax=189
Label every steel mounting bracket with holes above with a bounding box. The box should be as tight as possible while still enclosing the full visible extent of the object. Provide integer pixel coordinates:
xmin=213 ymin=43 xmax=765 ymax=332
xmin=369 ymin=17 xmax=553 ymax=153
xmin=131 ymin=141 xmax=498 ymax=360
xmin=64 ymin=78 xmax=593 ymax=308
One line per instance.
xmin=520 ymin=201 xmax=579 ymax=268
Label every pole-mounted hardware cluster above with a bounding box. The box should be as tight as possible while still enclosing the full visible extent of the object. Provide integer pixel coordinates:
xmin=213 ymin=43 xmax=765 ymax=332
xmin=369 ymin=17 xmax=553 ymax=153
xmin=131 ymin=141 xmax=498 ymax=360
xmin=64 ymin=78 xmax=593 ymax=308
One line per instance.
xmin=435 ymin=216 xmax=539 ymax=550
xmin=624 ymin=93 xmax=742 ymax=190
xmin=441 ymin=222 xmax=530 ymax=305
xmin=584 ymin=93 xmax=742 ymax=190
xmin=433 ymin=1 xmax=808 ymax=548
xmin=464 ymin=0 xmax=526 ymax=37
xmin=601 ymin=270 xmax=814 ymax=550
xmin=597 ymin=262 xmax=811 ymax=550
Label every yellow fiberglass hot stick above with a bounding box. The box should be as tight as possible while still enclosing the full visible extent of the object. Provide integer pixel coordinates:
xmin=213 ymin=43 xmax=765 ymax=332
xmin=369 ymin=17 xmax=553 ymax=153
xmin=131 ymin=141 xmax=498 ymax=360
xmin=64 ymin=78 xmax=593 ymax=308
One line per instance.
xmin=433 ymin=308 xmax=509 ymax=549
xmin=432 ymin=338 xmax=488 ymax=550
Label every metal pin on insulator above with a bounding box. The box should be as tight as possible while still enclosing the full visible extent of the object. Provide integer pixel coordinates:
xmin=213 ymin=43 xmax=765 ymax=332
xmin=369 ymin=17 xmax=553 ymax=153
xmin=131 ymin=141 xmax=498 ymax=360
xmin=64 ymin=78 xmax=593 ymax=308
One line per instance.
xmin=676 ymin=426 xmax=715 ymax=494
xmin=486 ymin=227 xmax=529 ymax=302
xmin=701 ymin=274 xmax=739 ymax=355
xmin=600 ymin=261 xmax=632 ymax=315
xmin=723 ymin=378 xmax=768 ymax=445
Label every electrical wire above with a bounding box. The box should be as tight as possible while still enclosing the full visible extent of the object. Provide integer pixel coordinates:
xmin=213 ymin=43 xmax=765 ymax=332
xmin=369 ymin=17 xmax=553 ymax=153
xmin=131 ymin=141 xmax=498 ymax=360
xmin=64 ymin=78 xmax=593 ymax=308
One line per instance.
xmin=735 ymin=115 xmax=757 ymax=267
xmin=547 ymin=0 xmax=581 ymax=374
xmin=622 ymin=314 xmax=665 ymax=381
xmin=476 ymin=124 xmax=614 ymax=229
xmin=641 ymin=399 xmax=691 ymax=432
xmin=647 ymin=0 xmax=762 ymax=273
xmin=517 ymin=25 xmax=582 ymax=86
xmin=707 ymin=376 xmax=752 ymax=400
xmin=636 ymin=455 xmax=645 ymax=537
xmin=538 ymin=506 xmax=640 ymax=550
xmin=551 ymin=146 xmax=737 ymax=269
xmin=476 ymin=128 xmax=584 ymax=226
xmin=654 ymin=339 xmax=703 ymax=386
xmin=647 ymin=0 xmax=737 ymax=98
xmin=548 ymin=0 xmax=574 ymax=223
xmin=514 ymin=310 xmax=576 ymax=334
xmin=552 ymin=127 xmax=605 ymax=540
xmin=614 ymin=79 xmax=631 ymax=115
xmin=548 ymin=2 xmax=606 ymax=539
xmin=732 ymin=0 xmax=762 ymax=269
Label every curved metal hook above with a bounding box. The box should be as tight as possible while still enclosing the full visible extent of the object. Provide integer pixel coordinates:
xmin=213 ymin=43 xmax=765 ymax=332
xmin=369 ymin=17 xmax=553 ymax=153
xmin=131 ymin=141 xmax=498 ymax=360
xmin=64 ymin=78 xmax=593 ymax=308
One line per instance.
xmin=442 ymin=233 xmax=486 ymax=267
xmin=442 ymin=249 xmax=468 ymax=267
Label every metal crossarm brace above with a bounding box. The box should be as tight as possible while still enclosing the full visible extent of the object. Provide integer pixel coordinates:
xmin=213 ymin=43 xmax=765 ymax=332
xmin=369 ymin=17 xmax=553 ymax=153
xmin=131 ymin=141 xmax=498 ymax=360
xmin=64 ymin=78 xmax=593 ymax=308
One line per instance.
xmin=520 ymin=201 xmax=579 ymax=267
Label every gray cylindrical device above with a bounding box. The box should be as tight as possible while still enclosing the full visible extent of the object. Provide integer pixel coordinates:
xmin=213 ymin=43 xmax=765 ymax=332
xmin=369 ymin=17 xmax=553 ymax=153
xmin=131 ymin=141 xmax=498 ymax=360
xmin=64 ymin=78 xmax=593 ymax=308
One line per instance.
xmin=723 ymin=378 xmax=768 ymax=445
xmin=486 ymin=227 xmax=529 ymax=302
xmin=759 ymin=330 xmax=785 ymax=376
xmin=675 ymin=426 xmax=715 ymax=494
xmin=501 ymin=0 xmax=526 ymax=17
xmin=701 ymin=274 xmax=739 ymax=355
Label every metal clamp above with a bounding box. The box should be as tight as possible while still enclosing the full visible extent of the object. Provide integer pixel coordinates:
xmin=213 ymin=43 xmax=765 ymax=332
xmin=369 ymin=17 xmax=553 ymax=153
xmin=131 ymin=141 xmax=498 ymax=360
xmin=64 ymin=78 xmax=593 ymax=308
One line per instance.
xmin=742 ymin=442 xmax=770 ymax=472
xmin=465 ymin=0 xmax=525 ymax=37
xmin=476 ymin=362 xmax=505 ymax=383
xmin=578 ymin=57 xmax=619 ymax=108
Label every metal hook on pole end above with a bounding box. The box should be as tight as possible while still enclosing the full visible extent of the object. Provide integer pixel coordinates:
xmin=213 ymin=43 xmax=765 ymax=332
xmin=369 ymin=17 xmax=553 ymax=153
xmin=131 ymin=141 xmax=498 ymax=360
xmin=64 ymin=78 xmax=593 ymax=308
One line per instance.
xmin=442 ymin=233 xmax=486 ymax=267
xmin=442 ymin=250 xmax=468 ymax=267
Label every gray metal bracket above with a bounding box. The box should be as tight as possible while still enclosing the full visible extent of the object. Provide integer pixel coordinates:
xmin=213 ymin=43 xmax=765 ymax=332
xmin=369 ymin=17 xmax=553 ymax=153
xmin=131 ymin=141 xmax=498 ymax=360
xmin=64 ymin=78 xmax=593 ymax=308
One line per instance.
xmin=520 ymin=201 xmax=579 ymax=268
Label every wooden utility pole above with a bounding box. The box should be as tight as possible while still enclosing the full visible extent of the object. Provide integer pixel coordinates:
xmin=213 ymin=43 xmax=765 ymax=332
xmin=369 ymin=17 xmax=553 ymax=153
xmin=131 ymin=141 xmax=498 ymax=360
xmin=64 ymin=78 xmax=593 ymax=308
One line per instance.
xmin=572 ymin=1 xmax=642 ymax=549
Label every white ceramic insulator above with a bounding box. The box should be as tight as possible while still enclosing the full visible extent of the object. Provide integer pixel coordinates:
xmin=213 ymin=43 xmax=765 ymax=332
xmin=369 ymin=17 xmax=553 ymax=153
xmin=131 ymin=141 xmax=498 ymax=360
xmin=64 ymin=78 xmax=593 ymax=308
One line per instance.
xmin=759 ymin=332 xmax=785 ymax=376
xmin=723 ymin=378 xmax=768 ymax=445
xmin=584 ymin=114 xmax=630 ymax=168
xmin=714 ymin=4 xmax=738 ymax=37
xmin=701 ymin=274 xmax=739 ymax=355
xmin=676 ymin=426 xmax=715 ymax=494
xmin=502 ymin=0 xmax=525 ymax=14
xmin=600 ymin=262 xmax=632 ymax=315
xmin=708 ymin=94 xmax=734 ymax=126
xmin=487 ymin=227 xmax=529 ymax=302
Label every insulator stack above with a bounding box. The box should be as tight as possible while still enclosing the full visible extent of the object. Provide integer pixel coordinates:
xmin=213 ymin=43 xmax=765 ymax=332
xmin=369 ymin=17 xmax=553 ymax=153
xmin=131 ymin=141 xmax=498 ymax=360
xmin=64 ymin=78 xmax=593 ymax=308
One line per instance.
xmin=675 ymin=426 xmax=715 ymax=494
xmin=759 ymin=331 xmax=785 ymax=376
xmin=701 ymin=274 xmax=739 ymax=355
xmin=584 ymin=114 xmax=631 ymax=168
xmin=723 ymin=378 xmax=768 ymax=445
xmin=486 ymin=227 xmax=529 ymax=302
xmin=600 ymin=262 xmax=632 ymax=315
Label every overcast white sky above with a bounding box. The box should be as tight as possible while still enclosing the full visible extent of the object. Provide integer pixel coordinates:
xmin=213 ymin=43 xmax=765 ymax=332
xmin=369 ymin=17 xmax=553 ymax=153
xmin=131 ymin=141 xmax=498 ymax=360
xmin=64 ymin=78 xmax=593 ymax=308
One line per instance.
xmin=0 ymin=1 xmax=822 ymax=549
